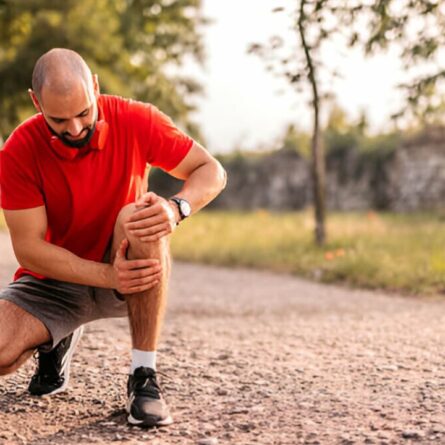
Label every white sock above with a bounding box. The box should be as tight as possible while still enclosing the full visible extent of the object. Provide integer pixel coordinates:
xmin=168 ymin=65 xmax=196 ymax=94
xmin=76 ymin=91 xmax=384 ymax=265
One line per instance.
xmin=130 ymin=349 xmax=157 ymax=373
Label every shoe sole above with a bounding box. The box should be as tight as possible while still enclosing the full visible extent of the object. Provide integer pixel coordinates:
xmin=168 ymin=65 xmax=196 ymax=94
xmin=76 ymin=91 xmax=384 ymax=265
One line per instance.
xmin=126 ymin=396 xmax=173 ymax=427
xmin=127 ymin=412 xmax=173 ymax=427
xmin=44 ymin=325 xmax=84 ymax=396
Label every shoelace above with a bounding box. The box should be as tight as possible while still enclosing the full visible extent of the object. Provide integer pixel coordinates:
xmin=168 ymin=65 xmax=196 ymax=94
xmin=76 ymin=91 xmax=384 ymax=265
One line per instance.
xmin=134 ymin=374 xmax=160 ymax=398
xmin=123 ymin=369 xmax=171 ymax=381
xmin=131 ymin=369 xmax=173 ymax=399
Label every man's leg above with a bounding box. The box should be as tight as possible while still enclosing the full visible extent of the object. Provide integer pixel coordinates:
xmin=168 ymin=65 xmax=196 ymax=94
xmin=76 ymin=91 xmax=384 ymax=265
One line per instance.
xmin=112 ymin=204 xmax=172 ymax=427
xmin=7 ymin=276 xmax=95 ymax=396
xmin=122 ymin=235 xmax=169 ymax=353
xmin=0 ymin=300 xmax=50 ymax=375
xmin=112 ymin=204 xmax=170 ymax=357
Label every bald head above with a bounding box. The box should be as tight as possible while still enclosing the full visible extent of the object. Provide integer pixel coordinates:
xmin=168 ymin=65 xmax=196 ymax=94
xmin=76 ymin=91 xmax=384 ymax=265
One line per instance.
xmin=32 ymin=48 xmax=93 ymax=103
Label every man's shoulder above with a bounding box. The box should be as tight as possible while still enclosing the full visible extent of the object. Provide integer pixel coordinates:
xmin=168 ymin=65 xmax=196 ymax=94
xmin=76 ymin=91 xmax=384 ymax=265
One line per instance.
xmin=2 ymin=114 xmax=45 ymax=155
xmin=100 ymin=94 xmax=155 ymax=118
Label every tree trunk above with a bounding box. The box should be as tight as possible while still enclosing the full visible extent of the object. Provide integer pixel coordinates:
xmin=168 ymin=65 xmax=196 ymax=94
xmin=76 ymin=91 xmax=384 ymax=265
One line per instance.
xmin=298 ymin=0 xmax=326 ymax=245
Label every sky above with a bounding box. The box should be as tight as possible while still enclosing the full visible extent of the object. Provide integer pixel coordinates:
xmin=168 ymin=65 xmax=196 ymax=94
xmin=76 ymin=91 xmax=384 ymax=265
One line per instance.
xmin=189 ymin=0 xmax=407 ymax=154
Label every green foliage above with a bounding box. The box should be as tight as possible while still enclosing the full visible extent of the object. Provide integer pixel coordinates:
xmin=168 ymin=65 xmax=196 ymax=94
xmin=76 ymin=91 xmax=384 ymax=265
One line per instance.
xmin=277 ymin=104 xmax=400 ymax=157
xmin=324 ymin=104 xmax=359 ymax=153
xmin=347 ymin=0 xmax=445 ymax=126
xmin=0 ymin=0 xmax=205 ymax=139
xmin=281 ymin=124 xmax=311 ymax=157
xmin=360 ymin=132 xmax=400 ymax=154
xmin=324 ymin=105 xmax=400 ymax=156
xmin=321 ymin=105 xmax=399 ymax=199
xmin=218 ymin=105 xmax=400 ymax=169
xmin=171 ymin=210 xmax=445 ymax=297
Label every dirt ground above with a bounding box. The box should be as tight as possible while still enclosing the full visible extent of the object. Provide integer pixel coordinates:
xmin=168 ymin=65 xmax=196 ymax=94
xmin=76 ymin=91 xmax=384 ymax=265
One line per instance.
xmin=1 ymin=230 xmax=445 ymax=445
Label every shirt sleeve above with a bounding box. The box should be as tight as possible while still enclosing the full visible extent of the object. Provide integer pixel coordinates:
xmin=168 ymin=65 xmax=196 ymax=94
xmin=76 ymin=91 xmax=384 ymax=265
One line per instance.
xmin=128 ymin=100 xmax=194 ymax=171
xmin=0 ymin=146 xmax=44 ymax=210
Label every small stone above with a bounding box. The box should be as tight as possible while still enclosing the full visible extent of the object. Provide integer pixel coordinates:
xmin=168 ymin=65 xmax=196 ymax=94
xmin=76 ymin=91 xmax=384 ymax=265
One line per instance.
xmin=238 ymin=422 xmax=255 ymax=432
xmin=228 ymin=408 xmax=249 ymax=415
xmin=217 ymin=353 xmax=230 ymax=360
xmin=377 ymin=365 xmax=398 ymax=371
xmin=402 ymin=430 xmax=423 ymax=439
xmin=197 ymin=438 xmax=218 ymax=445
xmin=431 ymin=427 xmax=445 ymax=434
xmin=339 ymin=433 xmax=355 ymax=444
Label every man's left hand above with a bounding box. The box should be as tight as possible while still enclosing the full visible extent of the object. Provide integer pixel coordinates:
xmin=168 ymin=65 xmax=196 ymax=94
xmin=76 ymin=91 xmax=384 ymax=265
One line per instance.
xmin=125 ymin=192 xmax=178 ymax=242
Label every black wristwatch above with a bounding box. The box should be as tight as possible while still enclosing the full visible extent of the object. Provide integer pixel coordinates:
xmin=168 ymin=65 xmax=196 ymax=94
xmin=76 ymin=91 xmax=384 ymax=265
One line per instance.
xmin=169 ymin=197 xmax=191 ymax=223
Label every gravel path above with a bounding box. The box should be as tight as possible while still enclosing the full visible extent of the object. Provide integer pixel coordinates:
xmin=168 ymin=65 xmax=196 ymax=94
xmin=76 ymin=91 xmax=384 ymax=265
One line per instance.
xmin=0 ymin=230 xmax=445 ymax=444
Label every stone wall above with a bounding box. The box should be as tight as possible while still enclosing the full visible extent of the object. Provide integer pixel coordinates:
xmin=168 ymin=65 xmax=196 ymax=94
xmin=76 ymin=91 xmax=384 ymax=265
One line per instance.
xmin=149 ymin=129 xmax=445 ymax=212
xmin=384 ymin=129 xmax=445 ymax=211
xmin=211 ymin=150 xmax=310 ymax=210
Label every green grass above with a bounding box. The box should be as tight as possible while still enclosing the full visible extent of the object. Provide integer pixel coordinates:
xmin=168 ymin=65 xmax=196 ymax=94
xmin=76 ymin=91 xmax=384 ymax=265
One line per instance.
xmin=171 ymin=210 xmax=445 ymax=297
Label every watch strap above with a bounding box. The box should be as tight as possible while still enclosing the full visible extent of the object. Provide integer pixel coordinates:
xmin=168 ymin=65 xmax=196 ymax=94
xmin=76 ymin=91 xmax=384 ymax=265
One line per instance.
xmin=170 ymin=197 xmax=188 ymax=222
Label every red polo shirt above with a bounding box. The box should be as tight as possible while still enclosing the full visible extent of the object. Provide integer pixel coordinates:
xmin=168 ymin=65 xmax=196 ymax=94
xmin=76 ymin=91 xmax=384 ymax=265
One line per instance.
xmin=0 ymin=95 xmax=194 ymax=280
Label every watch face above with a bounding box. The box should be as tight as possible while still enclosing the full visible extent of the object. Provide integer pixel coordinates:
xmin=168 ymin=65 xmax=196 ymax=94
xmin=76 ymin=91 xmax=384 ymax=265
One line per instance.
xmin=180 ymin=200 xmax=191 ymax=217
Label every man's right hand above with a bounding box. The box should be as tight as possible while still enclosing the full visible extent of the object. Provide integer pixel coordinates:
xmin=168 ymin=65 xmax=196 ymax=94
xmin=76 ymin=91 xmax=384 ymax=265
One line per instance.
xmin=112 ymin=238 xmax=162 ymax=294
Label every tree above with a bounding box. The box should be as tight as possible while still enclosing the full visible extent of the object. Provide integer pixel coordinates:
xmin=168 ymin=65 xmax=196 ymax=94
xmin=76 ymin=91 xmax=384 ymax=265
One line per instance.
xmin=0 ymin=0 xmax=206 ymax=139
xmin=248 ymin=1 xmax=343 ymax=245
xmin=249 ymin=0 xmax=445 ymax=245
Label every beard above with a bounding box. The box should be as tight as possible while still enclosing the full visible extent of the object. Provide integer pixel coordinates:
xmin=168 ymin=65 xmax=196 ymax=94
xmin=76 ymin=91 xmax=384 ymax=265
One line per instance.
xmin=59 ymin=121 xmax=97 ymax=148
xmin=47 ymin=110 xmax=98 ymax=149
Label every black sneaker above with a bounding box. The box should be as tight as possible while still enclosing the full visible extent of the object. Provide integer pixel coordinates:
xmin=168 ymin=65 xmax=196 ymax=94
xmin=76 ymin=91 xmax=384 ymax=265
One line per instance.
xmin=127 ymin=366 xmax=173 ymax=427
xmin=28 ymin=326 xmax=84 ymax=396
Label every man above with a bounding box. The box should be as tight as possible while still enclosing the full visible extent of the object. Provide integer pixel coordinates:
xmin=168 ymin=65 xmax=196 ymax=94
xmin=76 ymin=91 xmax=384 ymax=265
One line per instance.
xmin=0 ymin=48 xmax=226 ymax=428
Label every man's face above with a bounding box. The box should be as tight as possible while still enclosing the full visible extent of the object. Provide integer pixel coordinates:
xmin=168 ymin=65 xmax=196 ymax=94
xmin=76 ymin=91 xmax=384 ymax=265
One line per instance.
xmin=38 ymin=81 xmax=98 ymax=148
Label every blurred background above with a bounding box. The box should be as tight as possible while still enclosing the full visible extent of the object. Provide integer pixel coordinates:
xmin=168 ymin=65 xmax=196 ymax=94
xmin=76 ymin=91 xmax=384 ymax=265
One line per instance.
xmin=2 ymin=0 xmax=445 ymax=296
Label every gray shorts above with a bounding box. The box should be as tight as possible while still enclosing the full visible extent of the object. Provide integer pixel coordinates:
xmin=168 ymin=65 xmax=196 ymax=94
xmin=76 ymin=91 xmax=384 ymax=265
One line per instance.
xmin=0 ymin=274 xmax=127 ymax=352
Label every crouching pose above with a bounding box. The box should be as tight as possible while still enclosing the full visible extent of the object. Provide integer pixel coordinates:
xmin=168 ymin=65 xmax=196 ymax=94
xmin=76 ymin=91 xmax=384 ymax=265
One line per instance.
xmin=0 ymin=48 xmax=226 ymax=427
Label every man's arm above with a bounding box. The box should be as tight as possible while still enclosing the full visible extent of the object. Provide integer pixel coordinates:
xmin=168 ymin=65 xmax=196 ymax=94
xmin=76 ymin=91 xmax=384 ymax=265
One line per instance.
xmin=4 ymin=206 xmax=161 ymax=293
xmin=168 ymin=141 xmax=227 ymax=214
xmin=125 ymin=141 xmax=226 ymax=240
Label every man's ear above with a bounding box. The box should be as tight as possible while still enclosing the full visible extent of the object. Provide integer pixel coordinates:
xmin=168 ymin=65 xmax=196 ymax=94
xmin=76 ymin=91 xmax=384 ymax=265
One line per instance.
xmin=92 ymin=74 xmax=100 ymax=99
xmin=28 ymin=89 xmax=42 ymax=113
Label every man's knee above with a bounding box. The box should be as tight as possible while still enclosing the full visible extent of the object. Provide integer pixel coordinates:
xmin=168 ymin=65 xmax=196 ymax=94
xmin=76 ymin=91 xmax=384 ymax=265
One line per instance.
xmin=0 ymin=341 xmax=24 ymax=374
xmin=116 ymin=203 xmax=168 ymax=258
xmin=0 ymin=300 xmax=48 ymax=374
xmin=115 ymin=203 xmax=137 ymax=230
xmin=126 ymin=229 xmax=167 ymax=260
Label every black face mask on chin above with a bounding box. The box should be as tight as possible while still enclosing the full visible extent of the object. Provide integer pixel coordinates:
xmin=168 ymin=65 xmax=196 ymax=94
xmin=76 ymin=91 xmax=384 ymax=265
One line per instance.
xmin=47 ymin=117 xmax=98 ymax=149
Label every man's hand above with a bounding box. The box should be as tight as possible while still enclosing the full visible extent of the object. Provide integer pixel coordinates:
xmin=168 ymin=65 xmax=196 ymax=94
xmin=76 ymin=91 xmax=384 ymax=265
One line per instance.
xmin=125 ymin=192 xmax=178 ymax=242
xmin=112 ymin=239 xmax=162 ymax=294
